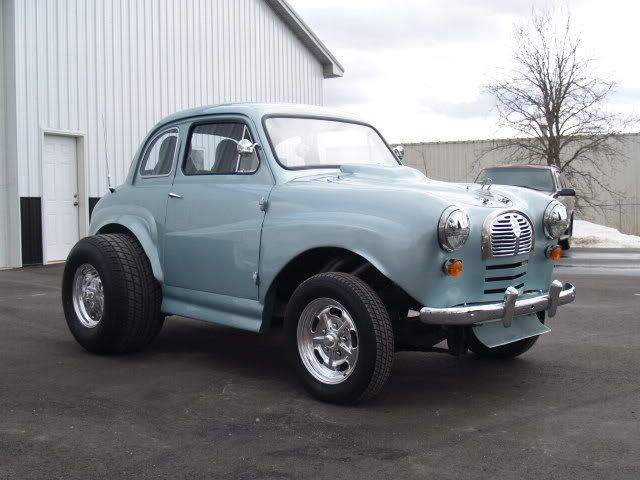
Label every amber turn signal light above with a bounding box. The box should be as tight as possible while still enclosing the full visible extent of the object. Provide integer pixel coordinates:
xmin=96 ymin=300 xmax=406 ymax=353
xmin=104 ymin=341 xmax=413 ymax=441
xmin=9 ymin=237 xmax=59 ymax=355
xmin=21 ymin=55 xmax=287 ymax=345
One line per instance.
xmin=546 ymin=245 xmax=563 ymax=261
xmin=444 ymin=259 xmax=464 ymax=276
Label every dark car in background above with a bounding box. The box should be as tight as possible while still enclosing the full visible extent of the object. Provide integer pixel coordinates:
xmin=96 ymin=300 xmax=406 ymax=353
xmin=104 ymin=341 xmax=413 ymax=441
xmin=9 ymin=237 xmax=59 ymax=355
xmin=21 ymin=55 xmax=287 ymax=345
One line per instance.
xmin=475 ymin=165 xmax=576 ymax=249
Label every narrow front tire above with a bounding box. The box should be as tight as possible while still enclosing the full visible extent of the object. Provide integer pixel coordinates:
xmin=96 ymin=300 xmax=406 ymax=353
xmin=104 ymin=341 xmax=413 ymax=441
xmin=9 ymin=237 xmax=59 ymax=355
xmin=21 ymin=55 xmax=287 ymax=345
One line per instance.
xmin=285 ymin=272 xmax=394 ymax=404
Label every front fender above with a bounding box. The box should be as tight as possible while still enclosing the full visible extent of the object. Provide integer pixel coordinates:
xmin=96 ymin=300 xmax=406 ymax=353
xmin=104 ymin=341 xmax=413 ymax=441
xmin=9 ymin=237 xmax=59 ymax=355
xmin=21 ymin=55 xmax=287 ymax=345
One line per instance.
xmin=89 ymin=205 xmax=164 ymax=283
xmin=258 ymin=185 xmax=449 ymax=305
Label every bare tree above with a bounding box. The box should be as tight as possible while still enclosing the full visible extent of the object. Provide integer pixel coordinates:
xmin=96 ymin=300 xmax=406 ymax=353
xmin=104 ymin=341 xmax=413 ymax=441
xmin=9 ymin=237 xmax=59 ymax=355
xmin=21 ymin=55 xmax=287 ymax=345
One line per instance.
xmin=483 ymin=8 xmax=634 ymax=208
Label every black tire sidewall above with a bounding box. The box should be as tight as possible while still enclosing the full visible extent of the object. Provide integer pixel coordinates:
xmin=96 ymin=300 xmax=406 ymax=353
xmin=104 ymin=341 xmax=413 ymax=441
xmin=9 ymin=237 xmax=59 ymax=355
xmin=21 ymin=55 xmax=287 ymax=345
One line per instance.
xmin=62 ymin=238 xmax=126 ymax=353
xmin=285 ymin=277 xmax=383 ymax=404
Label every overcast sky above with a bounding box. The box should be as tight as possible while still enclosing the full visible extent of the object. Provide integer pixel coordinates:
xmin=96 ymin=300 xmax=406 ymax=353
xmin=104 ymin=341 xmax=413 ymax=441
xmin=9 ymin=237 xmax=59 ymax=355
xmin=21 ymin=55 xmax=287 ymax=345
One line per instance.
xmin=288 ymin=0 xmax=640 ymax=143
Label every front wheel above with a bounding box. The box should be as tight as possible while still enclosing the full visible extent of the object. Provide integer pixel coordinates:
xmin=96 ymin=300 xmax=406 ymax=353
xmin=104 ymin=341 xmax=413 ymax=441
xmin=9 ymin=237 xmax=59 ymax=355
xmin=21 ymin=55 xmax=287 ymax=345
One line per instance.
xmin=285 ymin=273 xmax=394 ymax=404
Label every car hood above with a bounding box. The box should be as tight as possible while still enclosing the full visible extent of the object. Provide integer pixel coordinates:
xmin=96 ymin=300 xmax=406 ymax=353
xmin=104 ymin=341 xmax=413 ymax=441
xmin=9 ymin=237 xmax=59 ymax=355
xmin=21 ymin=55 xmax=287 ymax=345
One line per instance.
xmin=287 ymin=163 xmax=548 ymax=211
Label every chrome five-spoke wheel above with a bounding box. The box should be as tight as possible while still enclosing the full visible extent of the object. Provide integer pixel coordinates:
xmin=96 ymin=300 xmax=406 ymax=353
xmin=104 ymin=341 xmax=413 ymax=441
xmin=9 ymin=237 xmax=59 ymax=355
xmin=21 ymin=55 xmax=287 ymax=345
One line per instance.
xmin=72 ymin=263 xmax=104 ymax=328
xmin=286 ymin=273 xmax=394 ymax=404
xmin=297 ymin=298 xmax=359 ymax=384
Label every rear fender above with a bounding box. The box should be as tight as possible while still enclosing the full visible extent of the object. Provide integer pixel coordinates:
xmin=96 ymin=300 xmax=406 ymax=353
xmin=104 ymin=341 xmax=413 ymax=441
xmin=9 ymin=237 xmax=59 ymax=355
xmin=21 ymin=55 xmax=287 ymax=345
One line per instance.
xmin=89 ymin=207 xmax=164 ymax=283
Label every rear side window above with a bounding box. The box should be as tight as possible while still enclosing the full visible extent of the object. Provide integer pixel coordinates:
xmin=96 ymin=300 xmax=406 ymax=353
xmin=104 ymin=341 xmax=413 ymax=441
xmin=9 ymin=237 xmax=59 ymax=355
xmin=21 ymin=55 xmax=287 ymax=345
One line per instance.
xmin=140 ymin=129 xmax=179 ymax=177
xmin=183 ymin=123 xmax=258 ymax=175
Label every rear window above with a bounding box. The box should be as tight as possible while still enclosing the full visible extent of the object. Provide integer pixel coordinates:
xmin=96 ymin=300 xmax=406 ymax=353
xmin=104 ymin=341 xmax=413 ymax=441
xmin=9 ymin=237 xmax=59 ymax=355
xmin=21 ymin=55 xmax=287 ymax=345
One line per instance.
xmin=139 ymin=129 xmax=179 ymax=177
xmin=476 ymin=168 xmax=555 ymax=192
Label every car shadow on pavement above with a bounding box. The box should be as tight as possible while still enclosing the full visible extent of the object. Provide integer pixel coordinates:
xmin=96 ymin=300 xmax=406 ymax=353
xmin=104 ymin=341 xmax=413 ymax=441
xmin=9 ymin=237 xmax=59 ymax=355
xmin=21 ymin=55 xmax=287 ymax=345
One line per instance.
xmin=146 ymin=316 xmax=292 ymax=379
xmin=137 ymin=315 xmax=547 ymax=409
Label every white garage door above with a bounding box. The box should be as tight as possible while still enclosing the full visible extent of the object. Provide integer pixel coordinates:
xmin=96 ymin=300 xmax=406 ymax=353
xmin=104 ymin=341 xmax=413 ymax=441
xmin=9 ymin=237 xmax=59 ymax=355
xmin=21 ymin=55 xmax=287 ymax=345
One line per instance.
xmin=43 ymin=135 xmax=79 ymax=263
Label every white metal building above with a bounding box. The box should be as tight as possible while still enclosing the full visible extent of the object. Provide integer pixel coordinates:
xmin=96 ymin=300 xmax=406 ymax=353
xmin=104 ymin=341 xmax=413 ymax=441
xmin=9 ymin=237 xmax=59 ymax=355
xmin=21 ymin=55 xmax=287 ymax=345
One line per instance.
xmin=0 ymin=0 xmax=342 ymax=268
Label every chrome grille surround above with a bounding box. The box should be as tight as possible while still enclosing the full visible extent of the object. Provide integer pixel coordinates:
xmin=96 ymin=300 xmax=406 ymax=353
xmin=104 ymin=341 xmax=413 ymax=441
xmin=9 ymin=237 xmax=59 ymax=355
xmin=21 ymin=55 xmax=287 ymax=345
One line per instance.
xmin=481 ymin=210 xmax=534 ymax=258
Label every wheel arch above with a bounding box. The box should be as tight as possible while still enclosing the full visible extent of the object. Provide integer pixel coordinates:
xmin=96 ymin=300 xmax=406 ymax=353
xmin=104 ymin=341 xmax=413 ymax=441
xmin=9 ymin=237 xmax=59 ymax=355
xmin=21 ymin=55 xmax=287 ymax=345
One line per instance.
xmin=91 ymin=216 xmax=164 ymax=284
xmin=260 ymin=246 xmax=413 ymax=333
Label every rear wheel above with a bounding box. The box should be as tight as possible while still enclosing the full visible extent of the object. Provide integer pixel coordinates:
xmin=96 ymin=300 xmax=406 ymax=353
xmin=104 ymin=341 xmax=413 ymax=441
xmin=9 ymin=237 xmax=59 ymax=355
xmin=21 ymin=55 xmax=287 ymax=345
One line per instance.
xmin=62 ymin=234 xmax=163 ymax=354
xmin=285 ymin=272 xmax=394 ymax=404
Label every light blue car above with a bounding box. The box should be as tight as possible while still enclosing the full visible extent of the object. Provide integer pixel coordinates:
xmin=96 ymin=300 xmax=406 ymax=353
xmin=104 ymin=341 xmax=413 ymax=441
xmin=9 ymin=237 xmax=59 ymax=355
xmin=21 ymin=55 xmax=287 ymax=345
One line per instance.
xmin=62 ymin=103 xmax=576 ymax=404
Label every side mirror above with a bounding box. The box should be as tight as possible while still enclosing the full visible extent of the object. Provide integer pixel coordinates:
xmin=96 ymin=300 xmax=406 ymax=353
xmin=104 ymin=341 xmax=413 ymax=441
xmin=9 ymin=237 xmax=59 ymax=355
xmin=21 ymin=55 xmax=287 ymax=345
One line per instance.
xmin=392 ymin=145 xmax=404 ymax=161
xmin=557 ymin=188 xmax=576 ymax=197
xmin=237 ymin=138 xmax=257 ymax=155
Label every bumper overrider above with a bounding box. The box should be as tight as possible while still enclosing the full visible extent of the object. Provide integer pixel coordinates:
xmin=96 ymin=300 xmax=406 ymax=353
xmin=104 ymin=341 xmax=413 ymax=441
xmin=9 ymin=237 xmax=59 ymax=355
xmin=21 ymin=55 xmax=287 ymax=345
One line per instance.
xmin=419 ymin=280 xmax=576 ymax=327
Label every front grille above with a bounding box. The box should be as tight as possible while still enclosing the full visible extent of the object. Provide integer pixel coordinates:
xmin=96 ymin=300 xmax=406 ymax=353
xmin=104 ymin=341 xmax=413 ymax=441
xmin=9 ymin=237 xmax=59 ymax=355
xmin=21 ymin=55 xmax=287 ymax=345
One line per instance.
xmin=484 ymin=260 xmax=528 ymax=296
xmin=489 ymin=212 xmax=533 ymax=257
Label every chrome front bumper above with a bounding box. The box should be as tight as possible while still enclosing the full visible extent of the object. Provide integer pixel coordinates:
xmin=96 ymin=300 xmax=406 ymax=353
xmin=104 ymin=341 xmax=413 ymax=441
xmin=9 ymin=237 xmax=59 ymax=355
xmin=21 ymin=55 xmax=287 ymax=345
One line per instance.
xmin=419 ymin=280 xmax=576 ymax=327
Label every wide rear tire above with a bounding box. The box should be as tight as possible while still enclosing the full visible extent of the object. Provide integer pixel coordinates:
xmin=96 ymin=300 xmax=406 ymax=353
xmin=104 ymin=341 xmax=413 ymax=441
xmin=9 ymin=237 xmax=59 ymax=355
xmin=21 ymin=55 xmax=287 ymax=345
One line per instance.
xmin=62 ymin=234 xmax=163 ymax=354
xmin=285 ymin=272 xmax=394 ymax=404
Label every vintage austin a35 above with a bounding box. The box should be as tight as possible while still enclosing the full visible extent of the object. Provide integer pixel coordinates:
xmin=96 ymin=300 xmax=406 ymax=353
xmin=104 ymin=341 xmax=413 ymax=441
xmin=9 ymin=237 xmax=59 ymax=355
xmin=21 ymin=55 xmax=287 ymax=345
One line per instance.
xmin=62 ymin=104 xmax=575 ymax=404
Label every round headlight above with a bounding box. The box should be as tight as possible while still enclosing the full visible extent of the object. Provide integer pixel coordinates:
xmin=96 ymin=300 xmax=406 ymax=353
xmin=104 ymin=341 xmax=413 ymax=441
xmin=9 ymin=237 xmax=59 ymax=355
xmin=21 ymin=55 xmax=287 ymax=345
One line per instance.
xmin=438 ymin=206 xmax=470 ymax=251
xmin=543 ymin=201 xmax=568 ymax=239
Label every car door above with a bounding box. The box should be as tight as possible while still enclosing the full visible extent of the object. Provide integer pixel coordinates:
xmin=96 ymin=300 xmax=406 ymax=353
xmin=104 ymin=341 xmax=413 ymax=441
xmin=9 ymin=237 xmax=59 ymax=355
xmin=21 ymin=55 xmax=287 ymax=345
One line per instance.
xmin=129 ymin=126 xmax=181 ymax=261
xmin=163 ymin=118 xmax=273 ymax=300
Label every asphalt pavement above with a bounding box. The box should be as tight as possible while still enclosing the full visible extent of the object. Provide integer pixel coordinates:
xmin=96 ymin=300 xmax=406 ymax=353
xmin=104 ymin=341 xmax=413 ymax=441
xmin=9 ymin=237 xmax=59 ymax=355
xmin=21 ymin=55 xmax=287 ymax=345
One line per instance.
xmin=1 ymin=249 xmax=639 ymax=479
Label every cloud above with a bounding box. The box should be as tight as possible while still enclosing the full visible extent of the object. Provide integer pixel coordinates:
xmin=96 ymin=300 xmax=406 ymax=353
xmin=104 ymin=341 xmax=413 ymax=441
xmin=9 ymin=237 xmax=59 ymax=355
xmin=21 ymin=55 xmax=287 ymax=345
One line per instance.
xmin=426 ymin=93 xmax=495 ymax=119
xmin=611 ymin=87 xmax=640 ymax=102
xmin=296 ymin=0 xmax=499 ymax=51
xmin=289 ymin=0 xmax=640 ymax=141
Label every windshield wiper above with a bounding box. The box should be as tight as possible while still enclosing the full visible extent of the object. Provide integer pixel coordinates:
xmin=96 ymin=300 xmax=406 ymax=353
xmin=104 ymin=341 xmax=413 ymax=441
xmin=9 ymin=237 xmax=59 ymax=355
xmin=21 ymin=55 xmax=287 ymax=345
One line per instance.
xmin=513 ymin=184 xmax=542 ymax=191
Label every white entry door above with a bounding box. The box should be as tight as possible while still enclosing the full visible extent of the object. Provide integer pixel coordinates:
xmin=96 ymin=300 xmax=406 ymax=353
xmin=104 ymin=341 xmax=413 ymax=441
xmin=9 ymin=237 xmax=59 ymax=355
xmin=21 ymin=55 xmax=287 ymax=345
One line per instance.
xmin=43 ymin=135 xmax=79 ymax=262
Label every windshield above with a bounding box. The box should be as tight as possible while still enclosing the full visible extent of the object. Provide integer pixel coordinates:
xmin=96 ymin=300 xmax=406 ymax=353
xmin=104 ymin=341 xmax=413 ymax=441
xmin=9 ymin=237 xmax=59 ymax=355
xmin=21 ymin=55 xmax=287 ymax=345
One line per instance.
xmin=476 ymin=167 xmax=555 ymax=192
xmin=264 ymin=117 xmax=399 ymax=169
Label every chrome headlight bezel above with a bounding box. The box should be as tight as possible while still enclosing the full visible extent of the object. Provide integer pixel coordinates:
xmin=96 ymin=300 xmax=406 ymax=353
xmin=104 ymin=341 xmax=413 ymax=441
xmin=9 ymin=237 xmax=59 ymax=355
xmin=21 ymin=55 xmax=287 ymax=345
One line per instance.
xmin=438 ymin=206 xmax=470 ymax=252
xmin=543 ymin=201 xmax=569 ymax=239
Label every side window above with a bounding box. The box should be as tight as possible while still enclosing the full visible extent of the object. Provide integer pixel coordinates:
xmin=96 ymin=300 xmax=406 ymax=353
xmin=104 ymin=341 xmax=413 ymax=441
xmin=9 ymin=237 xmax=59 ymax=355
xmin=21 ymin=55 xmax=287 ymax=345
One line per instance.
xmin=183 ymin=123 xmax=258 ymax=175
xmin=139 ymin=129 xmax=179 ymax=177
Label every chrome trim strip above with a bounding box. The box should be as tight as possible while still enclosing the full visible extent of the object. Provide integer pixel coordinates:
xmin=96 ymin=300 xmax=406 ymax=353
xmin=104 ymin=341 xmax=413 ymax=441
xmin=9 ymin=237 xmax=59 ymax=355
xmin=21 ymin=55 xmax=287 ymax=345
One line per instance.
xmin=419 ymin=280 xmax=575 ymax=327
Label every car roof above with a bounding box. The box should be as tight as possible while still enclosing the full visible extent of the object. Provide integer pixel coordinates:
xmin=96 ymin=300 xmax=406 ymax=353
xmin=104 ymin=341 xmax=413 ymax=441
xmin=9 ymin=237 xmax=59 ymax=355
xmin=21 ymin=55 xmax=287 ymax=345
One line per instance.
xmin=481 ymin=164 xmax=558 ymax=171
xmin=152 ymin=102 xmax=366 ymax=130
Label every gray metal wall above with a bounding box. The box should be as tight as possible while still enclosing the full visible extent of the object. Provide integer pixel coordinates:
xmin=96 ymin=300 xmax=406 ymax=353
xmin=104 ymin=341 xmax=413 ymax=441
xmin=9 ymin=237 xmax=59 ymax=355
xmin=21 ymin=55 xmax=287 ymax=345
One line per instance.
xmin=1 ymin=0 xmax=21 ymax=268
xmin=401 ymin=134 xmax=640 ymax=236
xmin=0 ymin=0 xmax=7 ymax=268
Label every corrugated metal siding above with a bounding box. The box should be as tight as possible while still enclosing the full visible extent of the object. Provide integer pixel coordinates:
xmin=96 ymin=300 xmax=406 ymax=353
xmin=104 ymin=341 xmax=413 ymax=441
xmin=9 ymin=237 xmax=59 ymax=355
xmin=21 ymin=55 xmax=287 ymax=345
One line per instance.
xmin=12 ymin=0 xmax=324 ymax=198
xmin=1 ymin=0 xmax=19 ymax=269
xmin=0 ymin=0 xmax=7 ymax=267
xmin=402 ymin=134 xmax=640 ymax=236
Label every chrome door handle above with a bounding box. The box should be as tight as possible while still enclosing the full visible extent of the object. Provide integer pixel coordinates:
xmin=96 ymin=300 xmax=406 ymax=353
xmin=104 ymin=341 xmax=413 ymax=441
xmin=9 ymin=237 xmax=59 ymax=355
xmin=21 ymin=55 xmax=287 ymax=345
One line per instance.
xmin=168 ymin=192 xmax=183 ymax=199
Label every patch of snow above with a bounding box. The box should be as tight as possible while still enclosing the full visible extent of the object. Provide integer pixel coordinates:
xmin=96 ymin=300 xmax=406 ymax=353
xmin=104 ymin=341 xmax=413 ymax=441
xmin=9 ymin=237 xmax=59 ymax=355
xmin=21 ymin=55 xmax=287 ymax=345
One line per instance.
xmin=573 ymin=220 xmax=640 ymax=248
